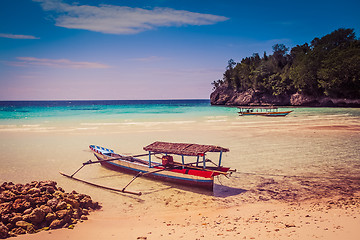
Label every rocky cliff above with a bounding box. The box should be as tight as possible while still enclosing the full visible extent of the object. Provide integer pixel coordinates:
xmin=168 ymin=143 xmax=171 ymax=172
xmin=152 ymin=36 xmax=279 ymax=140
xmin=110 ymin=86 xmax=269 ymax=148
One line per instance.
xmin=210 ymin=86 xmax=360 ymax=107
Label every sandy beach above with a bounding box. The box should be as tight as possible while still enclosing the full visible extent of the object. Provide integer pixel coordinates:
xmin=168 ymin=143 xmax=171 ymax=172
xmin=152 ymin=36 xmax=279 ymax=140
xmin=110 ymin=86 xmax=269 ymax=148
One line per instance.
xmin=14 ymin=195 xmax=360 ymax=240
xmin=1 ymin=105 xmax=360 ymax=239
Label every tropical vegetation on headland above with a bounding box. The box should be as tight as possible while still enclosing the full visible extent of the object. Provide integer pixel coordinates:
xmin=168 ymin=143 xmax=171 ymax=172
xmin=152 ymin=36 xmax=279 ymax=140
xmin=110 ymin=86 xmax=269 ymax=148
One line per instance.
xmin=211 ymin=28 xmax=360 ymax=106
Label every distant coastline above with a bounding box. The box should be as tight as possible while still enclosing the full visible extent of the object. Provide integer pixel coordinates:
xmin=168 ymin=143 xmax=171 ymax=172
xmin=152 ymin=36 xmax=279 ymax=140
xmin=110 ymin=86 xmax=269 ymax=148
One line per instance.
xmin=210 ymin=28 xmax=360 ymax=107
xmin=210 ymin=87 xmax=360 ymax=107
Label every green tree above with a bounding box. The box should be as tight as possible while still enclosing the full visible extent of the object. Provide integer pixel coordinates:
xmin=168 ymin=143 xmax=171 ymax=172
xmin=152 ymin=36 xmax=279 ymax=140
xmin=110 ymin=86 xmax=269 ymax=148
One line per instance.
xmin=318 ymin=40 xmax=360 ymax=98
xmin=311 ymin=28 xmax=356 ymax=52
xmin=213 ymin=28 xmax=360 ymax=99
xmin=272 ymin=44 xmax=289 ymax=69
xmin=289 ymin=43 xmax=321 ymax=95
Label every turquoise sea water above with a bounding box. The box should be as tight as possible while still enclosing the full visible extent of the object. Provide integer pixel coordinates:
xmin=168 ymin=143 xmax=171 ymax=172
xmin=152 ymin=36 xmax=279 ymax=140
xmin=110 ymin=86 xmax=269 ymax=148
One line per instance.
xmin=0 ymin=100 xmax=229 ymax=124
xmin=1 ymin=99 xmax=360 ymax=124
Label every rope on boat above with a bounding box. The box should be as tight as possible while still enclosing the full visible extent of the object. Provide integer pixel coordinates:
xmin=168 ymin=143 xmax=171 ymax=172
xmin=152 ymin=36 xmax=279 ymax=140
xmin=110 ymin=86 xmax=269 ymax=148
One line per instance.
xmin=232 ymin=171 xmax=360 ymax=181
xmin=216 ymin=175 xmax=225 ymax=186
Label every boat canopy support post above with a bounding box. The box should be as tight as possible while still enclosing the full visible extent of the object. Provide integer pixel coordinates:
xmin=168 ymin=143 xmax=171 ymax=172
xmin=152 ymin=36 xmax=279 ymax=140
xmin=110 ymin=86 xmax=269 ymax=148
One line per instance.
xmin=196 ymin=155 xmax=200 ymax=167
xmin=203 ymin=154 xmax=206 ymax=169
xmin=218 ymin=150 xmax=223 ymax=167
xmin=148 ymin=151 xmax=152 ymax=168
xmin=181 ymin=155 xmax=185 ymax=169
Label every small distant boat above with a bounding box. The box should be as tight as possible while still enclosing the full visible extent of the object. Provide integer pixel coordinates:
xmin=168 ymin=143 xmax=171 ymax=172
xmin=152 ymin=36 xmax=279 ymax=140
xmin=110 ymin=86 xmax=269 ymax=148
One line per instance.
xmin=238 ymin=106 xmax=293 ymax=117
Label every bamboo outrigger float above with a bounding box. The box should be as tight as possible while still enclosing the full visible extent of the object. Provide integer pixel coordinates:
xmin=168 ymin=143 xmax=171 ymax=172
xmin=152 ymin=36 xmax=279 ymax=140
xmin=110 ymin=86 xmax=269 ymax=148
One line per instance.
xmin=61 ymin=141 xmax=235 ymax=195
xmin=238 ymin=106 xmax=293 ymax=116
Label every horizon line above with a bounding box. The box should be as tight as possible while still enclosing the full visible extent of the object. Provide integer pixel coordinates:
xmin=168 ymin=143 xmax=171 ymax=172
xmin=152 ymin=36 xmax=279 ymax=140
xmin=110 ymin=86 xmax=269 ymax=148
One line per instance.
xmin=0 ymin=98 xmax=210 ymax=102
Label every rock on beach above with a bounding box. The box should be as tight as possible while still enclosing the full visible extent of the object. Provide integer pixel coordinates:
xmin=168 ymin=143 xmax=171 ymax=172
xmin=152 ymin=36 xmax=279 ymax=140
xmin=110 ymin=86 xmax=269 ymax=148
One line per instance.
xmin=0 ymin=181 xmax=101 ymax=239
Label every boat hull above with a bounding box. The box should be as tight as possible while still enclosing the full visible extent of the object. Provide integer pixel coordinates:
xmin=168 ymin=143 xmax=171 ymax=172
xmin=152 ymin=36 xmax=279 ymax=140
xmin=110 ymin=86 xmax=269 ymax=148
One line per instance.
xmin=93 ymin=153 xmax=214 ymax=191
xmin=239 ymin=110 xmax=293 ymax=116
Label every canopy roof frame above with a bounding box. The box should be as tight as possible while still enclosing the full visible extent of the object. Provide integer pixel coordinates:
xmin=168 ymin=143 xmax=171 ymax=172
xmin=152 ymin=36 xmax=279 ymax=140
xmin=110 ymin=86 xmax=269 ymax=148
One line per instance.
xmin=144 ymin=141 xmax=229 ymax=169
xmin=143 ymin=141 xmax=229 ymax=157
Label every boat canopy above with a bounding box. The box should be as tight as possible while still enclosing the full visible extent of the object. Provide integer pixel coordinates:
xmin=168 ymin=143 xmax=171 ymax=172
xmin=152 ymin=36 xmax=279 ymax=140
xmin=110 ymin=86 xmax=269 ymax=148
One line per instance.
xmin=143 ymin=141 xmax=229 ymax=156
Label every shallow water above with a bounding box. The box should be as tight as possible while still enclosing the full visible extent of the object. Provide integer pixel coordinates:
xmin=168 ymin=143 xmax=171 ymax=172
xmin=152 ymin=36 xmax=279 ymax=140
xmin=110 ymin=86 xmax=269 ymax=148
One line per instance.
xmin=0 ymin=100 xmax=359 ymax=215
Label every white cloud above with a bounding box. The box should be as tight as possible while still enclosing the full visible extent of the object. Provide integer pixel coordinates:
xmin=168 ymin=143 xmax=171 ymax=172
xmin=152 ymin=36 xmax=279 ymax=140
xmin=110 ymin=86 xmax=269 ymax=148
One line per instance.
xmin=11 ymin=57 xmax=110 ymax=69
xmin=0 ymin=33 xmax=39 ymax=39
xmin=33 ymin=0 xmax=228 ymax=34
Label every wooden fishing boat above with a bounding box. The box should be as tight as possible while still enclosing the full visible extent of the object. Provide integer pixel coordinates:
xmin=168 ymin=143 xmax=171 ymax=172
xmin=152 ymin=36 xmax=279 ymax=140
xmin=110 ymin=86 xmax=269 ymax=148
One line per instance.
xmin=89 ymin=141 xmax=233 ymax=191
xmin=238 ymin=106 xmax=293 ymax=116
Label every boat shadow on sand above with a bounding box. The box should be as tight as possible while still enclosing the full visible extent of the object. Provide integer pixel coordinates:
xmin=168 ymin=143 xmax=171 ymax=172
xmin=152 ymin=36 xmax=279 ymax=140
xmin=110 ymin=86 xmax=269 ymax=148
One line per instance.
xmin=213 ymin=184 xmax=247 ymax=198
xmin=140 ymin=182 xmax=247 ymax=198
xmin=79 ymin=171 xmax=247 ymax=198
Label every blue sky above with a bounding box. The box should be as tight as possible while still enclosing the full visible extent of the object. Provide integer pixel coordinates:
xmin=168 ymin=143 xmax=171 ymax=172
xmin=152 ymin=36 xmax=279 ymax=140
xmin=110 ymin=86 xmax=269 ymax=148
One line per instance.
xmin=1 ymin=0 xmax=359 ymax=100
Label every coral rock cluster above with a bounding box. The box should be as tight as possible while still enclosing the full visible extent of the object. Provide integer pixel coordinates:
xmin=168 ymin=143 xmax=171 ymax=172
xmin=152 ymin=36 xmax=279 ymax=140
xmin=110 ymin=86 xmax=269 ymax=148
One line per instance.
xmin=0 ymin=181 xmax=101 ymax=238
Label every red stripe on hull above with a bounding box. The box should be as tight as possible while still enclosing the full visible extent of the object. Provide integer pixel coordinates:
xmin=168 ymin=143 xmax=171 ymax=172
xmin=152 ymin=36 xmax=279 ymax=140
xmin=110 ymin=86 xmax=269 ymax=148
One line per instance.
xmin=99 ymin=159 xmax=213 ymax=191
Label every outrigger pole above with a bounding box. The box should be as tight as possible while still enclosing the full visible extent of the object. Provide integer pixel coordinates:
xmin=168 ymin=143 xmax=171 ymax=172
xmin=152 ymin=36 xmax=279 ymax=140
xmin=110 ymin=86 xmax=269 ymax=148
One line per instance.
xmin=120 ymin=167 xmax=170 ymax=193
xmin=61 ymin=155 xmax=170 ymax=196
xmin=59 ymin=171 xmax=142 ymax=196
xmin=60 ymin=157 xmax=145 ymax=195
xmin=69 ymin=152 xmax=156 ymax=178
xmin=69 ymin=158 xmax=122 ymax=178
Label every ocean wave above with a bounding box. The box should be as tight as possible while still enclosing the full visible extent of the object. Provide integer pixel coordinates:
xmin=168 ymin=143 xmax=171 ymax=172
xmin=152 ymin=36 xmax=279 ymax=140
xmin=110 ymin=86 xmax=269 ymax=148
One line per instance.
xmin=121 ymin=120 xmax=195 ymax=125
xmin=205 ymin=116 xmax=228 ymax=119
xmin=205 ymin=119 xmax=227 ymax=123
xmin=81 ymin=123 xmax=122 ymax=126
xmin=169 ymin=120 xmax=196 ymax=124
xmin=0 ymin=109 xmax=30 ymax=113
xmin=75 ymin=127 xmax=98 ymax=130
xmin=120 ymin=122 xmax=164 ymax=126
xmin=0 ymin=125 xmax=17 ymax=128
xmin=0 ymin=126 xmax=56 ymax=132
xmin=70 ymin=108 xmax=101 ymax=111
xmin=80 ymin=120 xmax=196 ymax=127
